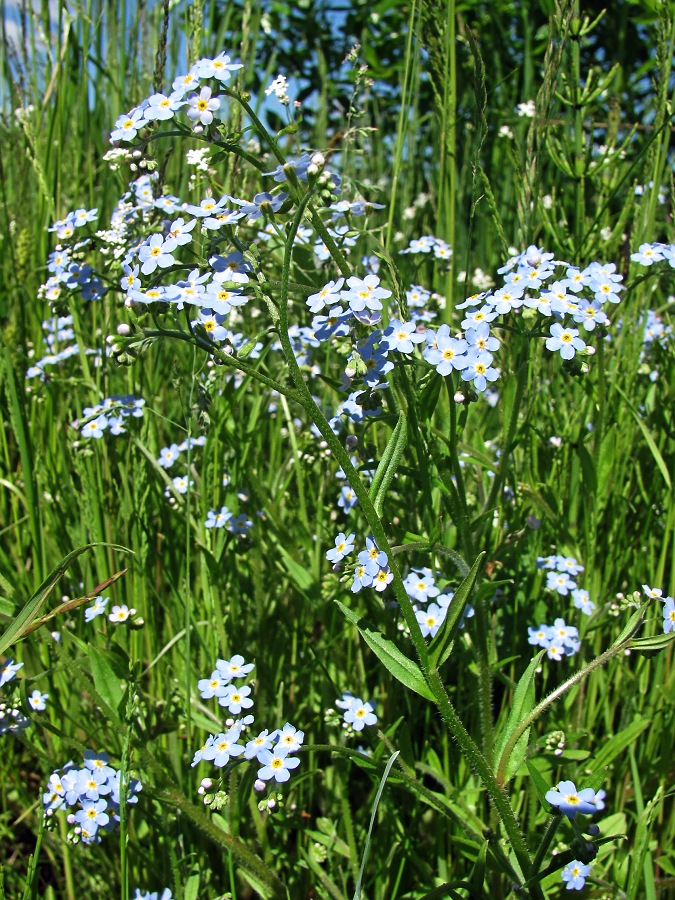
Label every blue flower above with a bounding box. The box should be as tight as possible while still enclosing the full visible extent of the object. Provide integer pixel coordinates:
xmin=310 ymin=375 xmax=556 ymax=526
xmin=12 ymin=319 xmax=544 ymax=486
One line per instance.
xmin=416 ymin=603 xmax=447 ymax=638
xmin=274 ymin=723 xmax=304 ymax=753
xmin=382 ymin=320 xmax=426 ymax=354
xmin=84 ymin=596 xmax=109 ymax=622
xmin=326 ymin=532 xmax=356 ymax=563
xmin=201 ymin=728 xmax=245 ymax=767
xmin=205 ymin=507 xmax=232 ymax=528
xmin=256 ymin=746 xmax=300 ymax=783
xmin=237 ymin=192 xmax=288 ymax=220
xmin=561 ymin=860 xmax=592 ymax=891
xmin=28 ymin=690 xmax=49 ymax=711
xmin=0 ymin=658 xmax=23 ymax=687
xmin=572 ymin=589 xmax=595 ymax=616
xmin=358 ymin=537 xmax=387 ymax=576
xmin=337 ymin=695 xmax=378 ymax=731
xmin=217 ymin=684 xmax=254 ymax=714
xmin=423 ymin=324 xmax=468 ymax=376
xmin=545 ymin=780 xmax=597 ymax=818
xmin=545 ymin=323 xmax=586 ymax=359
xmin=338 ymin=485 xmax=358 ymax=514
xmin=546 ymin=570 xmax=577 ymax=596
xmin=663 ymin=597 xmax=675 ymax=633
xmin=158 ymin=444 xmax=181 ymax=468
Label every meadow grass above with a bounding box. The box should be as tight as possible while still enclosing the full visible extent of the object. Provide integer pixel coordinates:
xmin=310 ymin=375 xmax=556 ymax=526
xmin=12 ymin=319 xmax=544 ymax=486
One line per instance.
xmin=0 ymin=1 xmax=674 ymax=898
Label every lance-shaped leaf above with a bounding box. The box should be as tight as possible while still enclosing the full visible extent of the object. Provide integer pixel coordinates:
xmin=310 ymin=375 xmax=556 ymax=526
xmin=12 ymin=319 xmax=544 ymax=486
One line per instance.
xmin=495 ymin=650 xmax=545 ymax=784
xmin=336 ymin=601 xmax=434 ymax=701
xmin=368 ymin=412 xmax=408 ymax=516
xmin=428 ymin=552 xmax=485 ymax=670
xmin=0 ymin=543 xmax=131 ymax=656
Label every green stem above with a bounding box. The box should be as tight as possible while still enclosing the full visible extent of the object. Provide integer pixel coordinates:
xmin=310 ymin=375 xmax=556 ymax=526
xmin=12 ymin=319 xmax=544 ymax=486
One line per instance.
xmin=275 ymin=187 xmax=538 ymax=893
xmin=21 ymin=810 xmax=45 ymax=900
xmin=530 ymin=814 xmax=563 ymax=880
xmin=385 ymin=0 xmax=418 ymax=252
xmin=571 ymin=2 xmax=585 ymax=260
xmin=482 ymin=348 xmax=529 ymax=529
xmin=445 ymin=379 xmax=474 ymax=558
xmin=141 ymin=328 xmax=301 ymax=402
xmin=225 ymin=89 xmax=352 ymax=275
xmin=439 ymin=0 xmax=456 ymax=316
xmin=496 ymin=634 xmax=641 ymax=785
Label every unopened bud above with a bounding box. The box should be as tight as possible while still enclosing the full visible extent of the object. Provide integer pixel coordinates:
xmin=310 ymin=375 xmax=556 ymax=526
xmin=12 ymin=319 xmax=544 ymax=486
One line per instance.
xmin=117 ymin=323 xmax=132 ymax=336
xmin=454 ymin=391 xmax=465 ymax=403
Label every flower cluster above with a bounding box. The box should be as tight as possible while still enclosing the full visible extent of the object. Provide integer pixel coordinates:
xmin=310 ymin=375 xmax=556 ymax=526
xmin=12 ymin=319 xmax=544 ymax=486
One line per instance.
xmin=335 ymin=692 xmax=378 ymax=732
xmin=205 ymin=505 xmax=254 ymax=536
xmin=0 ymin=658 xmax=48 ymax=734
xmin=399 ymin=234 xmax=453 ymax=262
xmin=42 ymin=751 xmax=142 ymax=845
xmin=157 ymin=435 xmax=207 ymax=468
xmin=40 ymin=213 xmax=105 ymax=307
xmin=193 ymin=656 xmax=303 ymax=787
xmin=537 ymin=554 xmax=594 ymax=615
xmin=132 ymin=890 xmax=172 ymax=900
xmin=528 ymin=618 xmax=580 ymax=660
xmin=0 ymin=701 xmax=30 ymax=735
xmin=0 ymin=657 xmax=22 ymax=687
xmin=111 ymin=53 xmax=242 ymax=143
xmin=643 ymin=584 xmax=675 ymax=634
xmin=26 ymin=314 xmax=103 ymax=380
xmin=350 ymin=536 xmax=393 ymax=593
xmin=75 ymin=395 xmax=145 ymax=439
xmin=405 ymin=567 xmax=474 ymax=639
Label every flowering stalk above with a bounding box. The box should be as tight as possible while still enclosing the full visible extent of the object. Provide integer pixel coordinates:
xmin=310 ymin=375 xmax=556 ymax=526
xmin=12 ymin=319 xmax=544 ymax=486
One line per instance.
xmin=223 ymin=88 xmax=352 ymax=276
xmin=270 ymin=192 xmax=539 ymax=893
xmin=496 ymin=626 xmax=644 ymax=787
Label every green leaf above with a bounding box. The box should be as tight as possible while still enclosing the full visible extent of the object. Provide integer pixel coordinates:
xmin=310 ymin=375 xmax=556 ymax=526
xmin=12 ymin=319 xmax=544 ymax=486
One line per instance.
xmin=469 ymin=840 xmax=488 ymax=895
xmin=0 ymin=596 xmax=15 ymax=618
xmin=336 ymin=601 xmax=434 ymax=701
xmin=428 ymin=552 xmax=485 ymax=670
xmin=495 ymin=651 xmax=545 ymax=783
xmin=0 ymin=543 xmax=131 ymax=656
xmin=577 ymin=443 xmax=596 ymax=495
xmin=629 ymin=632 xmax=675 ymax=652
xmin=368 ymin=412 xmax=408 ymax=516
xmin=354 ymin=751 xmax=400 ymax=900
xmin=184 ymin=872 xmax=201 ymax=900
xmin=612 ymin=606 xmax=646 ymax=647
xmin=615 ymin=385 xmax=671 ymax=489
xmin=596 ymin=424 xmax=616 ymax=503
xmin=419 ymin=375 xmax=443 ymax=422
xmin=88 ymin=645 xmax=125 ymax=717
xmin=526 ymin=759 xmax=552 ymax=811
xmin=625 ymin=788 xmax=662 ymax=898
xmin=275 ymin=544 xmax=314 ymax=591
xmin=585 ymin=718 xmax=650 ymax=778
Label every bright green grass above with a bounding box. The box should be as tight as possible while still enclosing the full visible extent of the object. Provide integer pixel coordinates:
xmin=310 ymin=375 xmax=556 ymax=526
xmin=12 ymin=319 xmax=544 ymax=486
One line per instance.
xmin=0 ymin=1 xmax=674 ymax=898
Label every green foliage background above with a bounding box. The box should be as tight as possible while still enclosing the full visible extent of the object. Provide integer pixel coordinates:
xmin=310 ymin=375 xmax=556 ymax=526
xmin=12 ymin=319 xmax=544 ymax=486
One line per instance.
xmin=0 ymin=1 xmax=673 ymax=898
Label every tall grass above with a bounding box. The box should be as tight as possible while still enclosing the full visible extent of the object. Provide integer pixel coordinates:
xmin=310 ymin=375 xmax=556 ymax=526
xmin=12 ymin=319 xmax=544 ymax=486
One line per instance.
xmin=0 ymin=1 xmax=674 ymax=898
